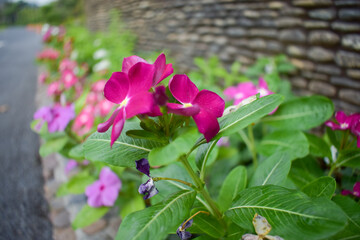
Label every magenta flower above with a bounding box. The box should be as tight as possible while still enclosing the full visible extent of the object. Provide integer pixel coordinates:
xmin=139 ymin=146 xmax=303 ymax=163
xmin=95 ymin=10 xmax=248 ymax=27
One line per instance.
xmin=59 ymin=59 xmax=77 ymax=72
xmin=65 ymin=159 xmax=78 ymax=175
xmin=325 ymin=111 xmax=354 ymax=131
xmin=167 ymin=75 xmax=225 ymax=142
xmin=61 ymin=70 xmax=78 ymax=89
xmin=47 ymin=81 xmax=61 ymax=96
xmin=257 ymin=77 xmax=274 ymax=97
xmin=224 ymin=82 xmax=258 ymax=105
xmin=72 ymin=106 xmax=95 ymax=136
xmin=122 ymin=53 xmax=173 ymax=86
xmin=342 ymin=182 xmax=360 ymax=198
xmin=37 ymin=48 xmax=59 ymax=60
xmin=350 ymin=114 xmax=360 ymax=148
xmin=97 ymin=62 xmax=156 ymax=146
xmin=135 ymin=158 xmax=159 ymax=200
xmin=85 ymin=167 xmax=121 ymax=207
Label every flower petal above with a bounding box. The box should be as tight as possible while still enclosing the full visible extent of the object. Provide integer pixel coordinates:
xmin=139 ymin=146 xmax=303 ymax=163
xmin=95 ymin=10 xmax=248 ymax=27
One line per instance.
xmin=97 ymin=108 xmax=121 ymax=132
xmin=125 ymin=92 xmax=155 ymax=119
xmin=341 ymin=190 xmax=353 ymax=196
xmin=101 ymin=185 xmax=120 ymax=206
xmin=135 ymin=158 xmax=151 ymax=176
xmin=128 ymin=62 xmax=155 ymax=95
xmin=353 ymin=182 xmax=360 ymax=195
xmin=169 ymin=74 xmax=199 ymax=103
xmin=110 ymin=108 xmax=125 ymax=147
xmin=325 ymin=121 xmax=341 ymax=131
xmin=100 ymin=167 xmax=121 ymax=188
xmin=167 ymin=103 xmax=200 ymax=116
xmin=153 ymin=53 xmax=173 ymax=85
xmin=193 ymin=110 xmax=220 ymax=142
xmin=192 ymin=90 xmax=225 ymax=118
xmin=144 ymin=186 xmax=159 ymax=200
xmin=335 ymin=111 xmax=347 ymax=124
xmin=87 ymin=194 xmax=103 ymax=208
xmin=122 ymin=55 xmax=147 ymax=74
xmin=104 ymin=72 xmax=129 ymax=104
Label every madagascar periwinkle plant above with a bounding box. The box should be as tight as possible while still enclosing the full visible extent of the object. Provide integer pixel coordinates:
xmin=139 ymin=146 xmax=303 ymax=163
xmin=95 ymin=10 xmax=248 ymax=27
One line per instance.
xmin=32 ymin=22 xmax=360 ymax=240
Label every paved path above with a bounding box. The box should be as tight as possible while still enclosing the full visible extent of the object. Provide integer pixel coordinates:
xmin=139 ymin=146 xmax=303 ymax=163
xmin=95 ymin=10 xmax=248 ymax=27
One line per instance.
xmin=0 ymin=27 xmax=52 ymax=240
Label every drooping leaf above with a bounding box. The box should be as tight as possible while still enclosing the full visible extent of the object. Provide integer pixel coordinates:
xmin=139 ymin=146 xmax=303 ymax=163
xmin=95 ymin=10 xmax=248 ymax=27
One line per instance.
xmin=83 ymin=122 xmax=164 ymax=167
xmin=148 ymin=127 xmax=199 ymax=166
xmin=301 ymin=176 xmax=336 ymax=199
xmin=188 ymin=209 xmax=225 ymax=238
xmin=68 ymin=143 xmax=85 ymax=160
xmin=331 ymin=195 xmax=360 ymax=240
xmin=39 ymin=136 xmax=69 ymax=157
xmin=263 ymin=96 xmax=334 ymax=130
xmin=72 ymin=204 xmax=109 ymax=229
xmin=249 ymin=153 xmax=291 ymax=187
xmin=218 ymin=166 xmax=247 ymax=212
xmin=258 ymin=130 xmax=309 ymax=159
xmin=196 ymin=140 xmax=219 ymax=180
xmin=121 ymin=194 xmax=145 ymax=219
xmin=116 ymin=190 xmax=196 ymax=240
xmin=334 ymin=149 xmax=360 ymax=170
xmin=226 ymin=185 xmax=347 ymax=240
xmin=305 ymin=133 xmax=331 ymax=158
xmin=289 ymin=156 xmax=324 ymax=189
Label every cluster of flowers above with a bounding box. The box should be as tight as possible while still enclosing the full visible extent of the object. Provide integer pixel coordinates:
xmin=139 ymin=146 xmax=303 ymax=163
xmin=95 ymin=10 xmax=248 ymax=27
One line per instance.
xmin=34 ymin=104 xmax=75 ymax=132
xmin=325 ymin=111 xmax=360 ymax=148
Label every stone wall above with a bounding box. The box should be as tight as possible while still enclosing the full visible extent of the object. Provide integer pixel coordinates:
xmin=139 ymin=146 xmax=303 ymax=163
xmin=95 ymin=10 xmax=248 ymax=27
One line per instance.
xmin=85 ymin=0 xmax=360 ymax=113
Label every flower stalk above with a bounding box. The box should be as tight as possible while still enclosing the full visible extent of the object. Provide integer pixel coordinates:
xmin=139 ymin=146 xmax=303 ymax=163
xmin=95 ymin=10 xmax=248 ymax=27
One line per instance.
xmin=152 ymin=177 xmax=194 ymax=188
xmin=181 ymin=211 xmax=209 ymax=230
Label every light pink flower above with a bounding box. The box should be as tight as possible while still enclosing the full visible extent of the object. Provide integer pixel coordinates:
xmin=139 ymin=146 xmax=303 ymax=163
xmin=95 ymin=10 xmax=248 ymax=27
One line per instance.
xmin=257 ymin=77 xmax=274 ymax=97
xmin=65 ymin=159 xmax=78 ymax=174
xmin=98 ymin=62 xmax=156 ymax=146
xmin=59 ymin=59 xmax=77 ymax=72
xmin=37 ymin=48 xmax=60 ymax=60
xmin=85 ymin=167 xmax=121 ymax=207
xmin=38 ymin=72 xmax=48 ymax=84
xmin=167 ymin=75 xmax=225 ymax=142
xmin=61 ymin=70 xmax=78 ymax=89
xmin=97 ymin=99 xmax=114 ymax=117
xmin=73 ymin=106 xmax=95 ymax=136
xmin=224 ymin=82 xmax=258 ymax=105
xmin=91 ymin=80 xmax=106 ymax=92
xmin=47 ymin=81 xmax=62 ymax=96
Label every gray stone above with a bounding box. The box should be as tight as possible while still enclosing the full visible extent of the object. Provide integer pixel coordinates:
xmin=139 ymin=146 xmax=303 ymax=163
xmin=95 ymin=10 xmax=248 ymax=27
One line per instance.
xmin=308 ymin=81 xmax=336 ymax=97
xmin=293 ymin=0 xmax=332 ymax=7
xmin=308 ymin=47 xmax=334 ymax=62
xmin=243 ymin=10 xmax=260 ymax=18
xmin=308 ymin=31 xmax=340 ymax=45
xmin=291 ymin=77 xmax=308 ymax=88
xmin=260 ymin=10 xmax=278 ymax=18
xmin=339 ymin=89 xmax=360 ymax=105
xmin=331 ymin=76 xmax=360 ymax=89
xmin=214 ymin=19 xmax=226 ymax=27
xmin=54 ymin=227 xmax=76 ymax=240
xmin=291 ymin=58 xmax=315 ymax=70
xmin=335 ymin=51 xmax=360 ymax=68
xmin=342 ymin=34 xmax=360 ymax=51
xmin=237 ymin=18 xmax=255 ymax=27
xmin=347 ymin=69 xmax=360 ymax=79
xmin=304 ymin=20 xmax=329 ymax=29
xmin=309 ymin=9 xmax=336 ymax=20
xmin=51 ymin=210 xmax=70 ymax=228
xmin=248 ymin=38 xmax=266 ymax=49
xmin=279 ymin=29 xmax=306 ymax=43
xmin=226 ymin=27 xmax=246 ymax=36
xmin=332 ymin=22 xmax=360 ymax=32
xmin=316 ymin=64 xmax=342 ymax=75
xmin=50 ymin=198 xmax=65 ymax=212
xmin=214 ymin=36 xmax=228 ymax=45
xmin=333 ymin=100 xmax=360 ymax=113
xmin=267 ymin=41 xmax=283 ymax=52
xmin=334 ymin=0 xmax=360 ymax=6
xmin=287 ymin=45 xmax=307 ymax=57
xmin=268 ymin=1 xmax=286 ymax=9
xmin=257 ymin=19 xmax=277 ymax=28
xmin=83 ymin=219 xmax=107 ymax=235
xmin=281 ymin=7 xmax=306 ymax=16
xmin=249 ymin=29 xmax=278 ymax=38
xmin=276 ymin=17 xmax=303 ymax=28
xmin=339 ymin=9 xmax=360 ymax=20
xmin=302 ymin=71 xmax=328 ymax=81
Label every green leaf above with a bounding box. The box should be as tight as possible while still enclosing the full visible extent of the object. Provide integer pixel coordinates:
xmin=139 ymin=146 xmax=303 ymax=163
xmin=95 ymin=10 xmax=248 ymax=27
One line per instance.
xmin=305 ymin=133 xmax=331 ymax=158
xmin=226 ymin=185 xmax=347 ymax=240
xmin=249 ymin=153 xmax=291 ymax=187
xmin=148 ymin=127 xmax=199 ymax=166
xmin=39 ymin=136 xmax=69 ymax=157
xmin=301 ymin=176 xmax=336 ymax=199
xmin=258 ymin=130 xmax=309 ymax=159
xmin=217 ymin=94 xmax=283 ymax=139
xmin=289 ymin=156 xmax=324 ymax=189
xmin=334 ymin=149 xmax=360 ymax=169
xmin=331 ymin=195 xmax=360 ymax=240
xmin=72 ymin=204 xmax=109 ymax=229
xmin=116 ymin=190 xmax=196 ymax=240
xmin=225 ymin=223 xmax=245 ymax=240
xmin=68 ymin=143 xmax=85 ymax=160
xmin=188 ymin=211 xmax=225 ymax=238
xmin=263 ymin=96 xmax=334 ymax=130
xmin=218 ymin=166 xmax=247 ymax=212
xmin=126 ymin=130 xmax=168 ymax=144
xmin=196 ymin=141 xmax=219 ymax=180
xmin=83 ymin=122 xmax=164 ymax=167
xmin=66 ymin=172 xmax=96 ymax=195
xmin=121 ymin=194 xmax=145 ymax=219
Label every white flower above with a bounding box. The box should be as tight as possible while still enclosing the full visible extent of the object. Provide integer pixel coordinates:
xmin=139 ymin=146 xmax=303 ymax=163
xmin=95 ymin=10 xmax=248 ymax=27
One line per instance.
xmin=51 ymin=27 xmax=59 ymax=36
xmin=71 ymin=50 xmax=78 ymax=60
xmin=93 ymin=59 xmax=111 ymax=72
xmin=93 ymin=49 xmax=108 ymax=60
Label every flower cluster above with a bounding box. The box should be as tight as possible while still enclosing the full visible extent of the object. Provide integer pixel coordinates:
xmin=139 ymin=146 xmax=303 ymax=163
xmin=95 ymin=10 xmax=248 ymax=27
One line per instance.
xmin=326 ymin=111 xmax=360 ymax=148
xmin=33 ymin=104 xmax=75 ymax=132
xmin=37 ymin=48 xmax=60 ymax=60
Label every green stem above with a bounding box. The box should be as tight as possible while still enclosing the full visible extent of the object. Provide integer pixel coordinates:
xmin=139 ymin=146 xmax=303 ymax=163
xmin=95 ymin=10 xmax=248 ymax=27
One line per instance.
xmin=152 ymin=177 xmax=194 ymax=188
xmin=247 ymin=124 xmax=258 ymax=168
xmin=328 ymin=165 xmax=336 ymax=177
xmin=179 ymin=155 xmax=203 ymax=189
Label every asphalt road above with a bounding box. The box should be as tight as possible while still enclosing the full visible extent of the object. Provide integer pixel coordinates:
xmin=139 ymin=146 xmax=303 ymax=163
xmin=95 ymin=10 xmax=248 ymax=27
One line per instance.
xmin=0 ymin=27 xmax=52 ymax=240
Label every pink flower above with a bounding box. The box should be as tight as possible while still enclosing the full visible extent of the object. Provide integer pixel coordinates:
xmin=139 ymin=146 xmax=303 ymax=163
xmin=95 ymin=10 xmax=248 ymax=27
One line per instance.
xmin=257 ymin=77 xmax=274 ymax=97
xmin=65 ymin=159 xmax=78 ymax=174
xmin=33 ymin=106 xmax=53 ymax=131
xmin=37 ymin=48 xmax=59 ymax=60
xmin=61 ymin=70 xmax=78 ymax=89
xmin=85 ymin=167 xmax=121 ymax=207
xmin=98 ymin=62 xmax=156 ymax=146
xmin=122 ymin=53 xmax=173 ymax=87
xmin=47 ymin=81 xmax=62 ymax=96
xmin=73 ymin=106 xmax=95 ymax=136
xmin=325 ymin=111 xmax=354 ymax=131
xmin=59 ymin=59 xmax=77 ymax=72
xmin=350 ymin=114 xmax=360 ymax=148
xmin=42 ymin=28 xmax=52 ymax=42
xmin=342 ymin=182 xmax=360 ymax=198
xmin=38 ymin=72 xmax=48 ymax=84
xmin=91 ymin=80 xmax=106 ymax=92
xmin=224 ymin=82 xmax=258 ymax=105
xmin=167 ymin=75 xmax=225 ymax=142
xmin=97 ymin=99 xmax=114 ymax=117
xmin=86 ymin=92 xmax=99 ymax=105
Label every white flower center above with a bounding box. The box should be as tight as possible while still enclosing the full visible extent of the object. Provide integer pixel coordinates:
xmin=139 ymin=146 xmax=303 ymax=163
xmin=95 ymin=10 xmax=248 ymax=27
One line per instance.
xmin=340 ymin=123 xmax=348 ymax=129
xmin=120 ymin=97 xmax=129 ymax=108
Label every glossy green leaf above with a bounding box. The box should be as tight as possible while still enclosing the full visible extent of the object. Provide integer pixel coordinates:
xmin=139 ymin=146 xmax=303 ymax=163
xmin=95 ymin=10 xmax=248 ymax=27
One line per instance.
xmin=334 ymin=150 xmax=360 ymax=169
xmin=218 ymin=166 xmax=247 ymax=212
xmin=126 ymin=129 xmax=168 ymax=144
xmin=148 ymin=127 xmax=199 ymax=166
xmin=249 ymin=153 xmax=291 ymax=187
xmin=121 ymin=194 xmax=145 ymax=219
xmin=263 ymin=96 xmax=334 ymax=130
xmin=289 ymin=156 xmax=324 ymax=189
xmin=258 ymin=130 xmax=309 ymax=159
xmin=116 ymin=190 xmax=196 ymax=240
xmin=68 ymin=143 xmax=85 ymax=160
xmin=331 ymin=195 xmax=360 ymax=240
xmin=39 ymin=136 xmax=69 ymax=157
xmin=83 ymin=122 xmax=164 ymax=167
xmin=305 ymin=133 xmax=331 ymax=158
xmin=72 ymin=204 xmax=109 ymax=229
xmin=188 ymin=210 xmax=225 ymax=238
xmin=301 ymin=176 xmax=336 ymax=199
xmin=224 ymin=222 xmax=245 ymax=240
xmin=226 ymin=185 xmax=347 ymax=240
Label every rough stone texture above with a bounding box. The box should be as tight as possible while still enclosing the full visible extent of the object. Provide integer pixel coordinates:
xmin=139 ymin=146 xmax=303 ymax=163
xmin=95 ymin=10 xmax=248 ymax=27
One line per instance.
xmin=85 ymin=0 xmax=360 ymax=113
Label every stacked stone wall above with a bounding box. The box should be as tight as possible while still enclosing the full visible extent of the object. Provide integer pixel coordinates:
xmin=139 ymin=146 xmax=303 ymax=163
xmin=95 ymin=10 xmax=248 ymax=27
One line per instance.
xmin=85 ymin=0 xmax=360 ymax=112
